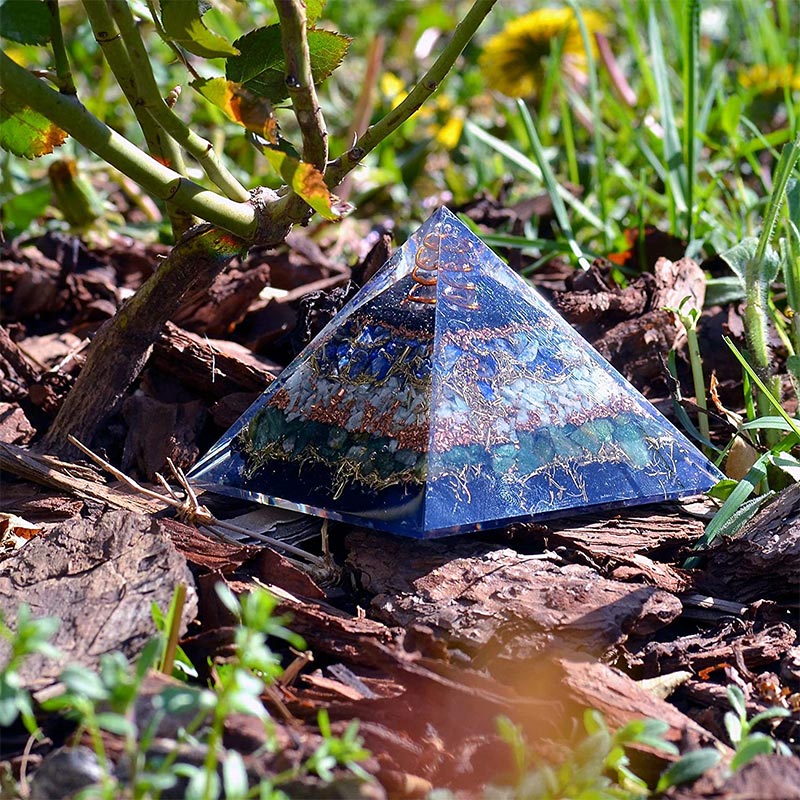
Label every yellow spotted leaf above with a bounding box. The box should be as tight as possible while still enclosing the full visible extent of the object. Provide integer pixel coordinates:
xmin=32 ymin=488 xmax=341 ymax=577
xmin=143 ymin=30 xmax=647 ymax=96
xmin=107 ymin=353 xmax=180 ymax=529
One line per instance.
xmin=0 ymin=92 xmax=67 ymax=158
xmin=263 ymin=148 xmax=339 ymax=220
xmin=191 ymin=77 xmax=277 ymax=143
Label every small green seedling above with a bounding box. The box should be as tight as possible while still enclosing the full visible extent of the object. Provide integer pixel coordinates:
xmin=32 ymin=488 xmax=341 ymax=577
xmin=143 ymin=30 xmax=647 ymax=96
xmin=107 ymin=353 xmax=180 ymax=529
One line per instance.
xmin=724 ymin=685 xmax=792 ymax=771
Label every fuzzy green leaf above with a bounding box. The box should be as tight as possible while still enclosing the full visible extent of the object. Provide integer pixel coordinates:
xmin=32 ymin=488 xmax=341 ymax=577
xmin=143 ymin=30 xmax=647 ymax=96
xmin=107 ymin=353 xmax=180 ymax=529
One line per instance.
xmin=160 ymin=0 xmax=238 ymax=58
xmin=721 ymin=237 xmax=781 ymax=286
xmin=227 ymin=25 xmax=350 ymax=103
xmin=787 ymin=178 xmax=799 ymax=227
xmin=0 ymin=0 xmax=50 ymax=45
xmin=656 ymin=748 xmax=721 ymax=792
xmin=731 ymin=735 xmax=775 ymax=771
xmin=0 ymin=92 xmax=67 ymax=158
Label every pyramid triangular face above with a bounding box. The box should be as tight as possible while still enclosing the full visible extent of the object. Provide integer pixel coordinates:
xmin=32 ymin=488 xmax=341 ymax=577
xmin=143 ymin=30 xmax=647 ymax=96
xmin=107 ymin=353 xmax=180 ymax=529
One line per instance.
xmin=188 ymin=208 xmax=721 ymax=537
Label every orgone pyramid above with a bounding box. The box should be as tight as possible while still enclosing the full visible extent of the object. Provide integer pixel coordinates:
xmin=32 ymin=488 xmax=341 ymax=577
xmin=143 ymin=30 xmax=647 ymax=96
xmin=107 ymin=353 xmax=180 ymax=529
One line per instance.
xmin=188 ymin=207 xmax=721 ymax=538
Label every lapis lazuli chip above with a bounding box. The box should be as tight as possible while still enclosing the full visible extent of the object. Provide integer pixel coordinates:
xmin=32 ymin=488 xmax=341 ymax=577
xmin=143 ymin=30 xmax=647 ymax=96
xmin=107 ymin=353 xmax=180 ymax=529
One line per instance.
xmin=188 ymin=207 xmax=722 ymax=537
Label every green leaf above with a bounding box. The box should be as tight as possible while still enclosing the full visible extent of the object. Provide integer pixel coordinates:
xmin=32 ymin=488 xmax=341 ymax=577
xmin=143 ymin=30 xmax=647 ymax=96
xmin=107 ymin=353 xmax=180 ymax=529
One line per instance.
xmin=748 ymin=706 xmax=791 ymax=729
xmin=720 ymin=237 xmax=781 ymax=286
xmin=0 ymin=184 xmax=50 ymax=238
xmin=306 ymin=0 xmax=326 ymax=25
xmin=227 ymin=25 xmax=350 ymax=103
xmin=655 ymin=748 xmax=721 ymax=792
xmin=0 ymin=0 xmax=50 ymax=45
xmin=0 ymin=674 xmax=22 ymax=727
xmin=191 ymin=77 xmax=277 ymax=142
xmin=740 ymin=416 xmax=799 ymax=432
xmin=707 ymin=478 xmax=738 ymax=501
xmin=772 ymin=450 xmax=800 ymax=480
xmin=704 ymin=276 xmax=746 ymax=306
xmin=720 ymin=94 xmax=742 ymax=138
xmin=60 ymin=665 xmax=108 ymax=701
xmin=724 ymin=710 xmax=743 ymax=745
xmin=223 ymin=750 xmax=248 ymax=798
xmin=160 ymin=0 xmax=238 ymax=58
xmin=263 ymin=147 xmax=341 ymax=220
xmin=726 ymin=685 xmax=747 ymax=719
xmin=731 ymin=735 xmax=776 ymax=771
xmin=0 ymin=92 xmax=68 ymax=158
xmin=95 ymin=712 xmax=136 ymax=737
xmin=786 ymin=179 xmax=800 ymax=227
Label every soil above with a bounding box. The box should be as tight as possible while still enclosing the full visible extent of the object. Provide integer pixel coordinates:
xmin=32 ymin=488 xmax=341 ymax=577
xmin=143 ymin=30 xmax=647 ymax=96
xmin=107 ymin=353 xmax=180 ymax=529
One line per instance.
xmin=1 ymin=200 xmax=798 ymax=798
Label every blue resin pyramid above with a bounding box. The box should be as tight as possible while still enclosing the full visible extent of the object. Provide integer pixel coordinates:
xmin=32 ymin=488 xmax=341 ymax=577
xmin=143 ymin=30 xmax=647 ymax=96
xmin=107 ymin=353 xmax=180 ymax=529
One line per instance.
xmin=188 ymin=207 xmax=721 ymax=538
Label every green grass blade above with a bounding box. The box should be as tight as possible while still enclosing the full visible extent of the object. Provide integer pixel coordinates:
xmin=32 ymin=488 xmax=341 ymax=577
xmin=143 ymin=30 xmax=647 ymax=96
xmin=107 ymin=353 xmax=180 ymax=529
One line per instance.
xmin=516 ymin=99 xmax=589 ymax=270
xmin=724 ymin=335 xmax=800 ymax=437
xmin=648 ymin=4 xmax=686 ymax=229
xmin=753 ymin=131 xmax=800 ymax=268
xmin=685 ymin=453 xmax=771 ymax=563
xmin=565 ymin=0 xmax=610 ymax=251
xmin=683 ymin=0 xmax=700 ymax=243
xmin=464 ymin=119 xmax=611 ymax=235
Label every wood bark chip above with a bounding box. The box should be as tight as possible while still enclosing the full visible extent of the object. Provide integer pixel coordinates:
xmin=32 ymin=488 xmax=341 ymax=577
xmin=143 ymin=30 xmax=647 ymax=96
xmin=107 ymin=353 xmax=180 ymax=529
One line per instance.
xmin=638 ymin=619 xmax=798 ymax=678
xmin=187 ymin=572 xmax=720 ymax=790
xmin=172 ymin=261 xmax=271 ymax=336
xmin=217 ymin=579 xmax=559 ymax=789
xmin=0 ymin=325 xmax=41 ymax=402
xmin=151 ymin=321 xmax=280 ymax=400
xmin=0 ymin=442 xmax=164 ymax=514
xmin=0 ymin=510 xmax=197 ymax=687
xmin=0 ymin=402 xmax=36 ymax=445
xmin=701 ymin=481 xmax=800 ymax=603
xmin=519 ymin=505 xmax=707 ymax=592
xmin=121 ymin=389 xmax=206 ymax=479
xmin=345 ymin=531 xmax=682 ymax=670
xmin=554 ymin=256 xmax=707 ymax=392
xmin=163 ymin=517 xmax=326 ymax=599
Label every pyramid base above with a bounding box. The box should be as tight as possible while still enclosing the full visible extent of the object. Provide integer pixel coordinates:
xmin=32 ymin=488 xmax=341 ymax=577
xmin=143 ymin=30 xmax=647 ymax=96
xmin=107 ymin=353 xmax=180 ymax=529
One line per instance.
xmin=192 ymin=479 xmax=712 ymax=539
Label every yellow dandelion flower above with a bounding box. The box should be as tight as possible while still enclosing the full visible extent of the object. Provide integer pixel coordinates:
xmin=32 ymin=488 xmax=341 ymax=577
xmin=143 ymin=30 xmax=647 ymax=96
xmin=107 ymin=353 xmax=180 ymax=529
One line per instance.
xmin=479 ymin=7 xmax=606 ymax=98
xmin=380 ymin=72 xmax=408 ymax=110
xmin=739 ymin=64 xmax=800 ymax=94
xmin=434 ymin=115 xmax=465 ymax=150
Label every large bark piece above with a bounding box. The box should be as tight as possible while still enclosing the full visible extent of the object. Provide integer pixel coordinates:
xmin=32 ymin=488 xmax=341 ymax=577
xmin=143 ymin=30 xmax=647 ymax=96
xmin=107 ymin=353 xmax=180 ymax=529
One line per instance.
xmin=151 ymin=322 xmax=279 ymax=399
xmin=345 ymin=531 xmax=682 ymax=674
xmin=701 ymin=482 xmax=800 ymax=603
xmin=517 ymin=504 xmax=707 ymax=591
xmin=0 ymin=510 xmax=197 ymax=687
xmin=637 ymin=619 xmax=798 ymax=677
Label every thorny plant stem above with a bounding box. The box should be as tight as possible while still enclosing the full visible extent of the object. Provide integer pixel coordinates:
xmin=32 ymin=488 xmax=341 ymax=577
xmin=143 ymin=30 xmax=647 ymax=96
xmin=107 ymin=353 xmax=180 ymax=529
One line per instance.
xmin=45 ymin=0 xmax=76 ymax=95
xmin=2 ymin=0 xmax=498 ymax=454
xmin=745 ymin=131 xmax=800 ymax=421
xmin=275 ymin=0 xmax=328 ymax=171
xmin=0 ymin=50 xmax=257 ymax=238
xmin=82 ymin=0 xmax=192 ymax=236
xmin=324 ymin=0 xmax=497 ymax=187
xmin=105 ymin=0 xmax=250 ymax=202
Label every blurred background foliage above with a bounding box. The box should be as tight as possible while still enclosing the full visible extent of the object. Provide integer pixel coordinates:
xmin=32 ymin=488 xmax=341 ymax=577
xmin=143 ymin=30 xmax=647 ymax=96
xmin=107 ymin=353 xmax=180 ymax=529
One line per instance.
xmin=1 ymin=0 xmax=798 ymax=260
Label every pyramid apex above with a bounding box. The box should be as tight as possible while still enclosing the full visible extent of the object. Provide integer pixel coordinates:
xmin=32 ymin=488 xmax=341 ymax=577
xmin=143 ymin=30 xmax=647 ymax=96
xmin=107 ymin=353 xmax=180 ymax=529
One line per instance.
xmin=424 ymin=206 xmax=457 ymax=225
